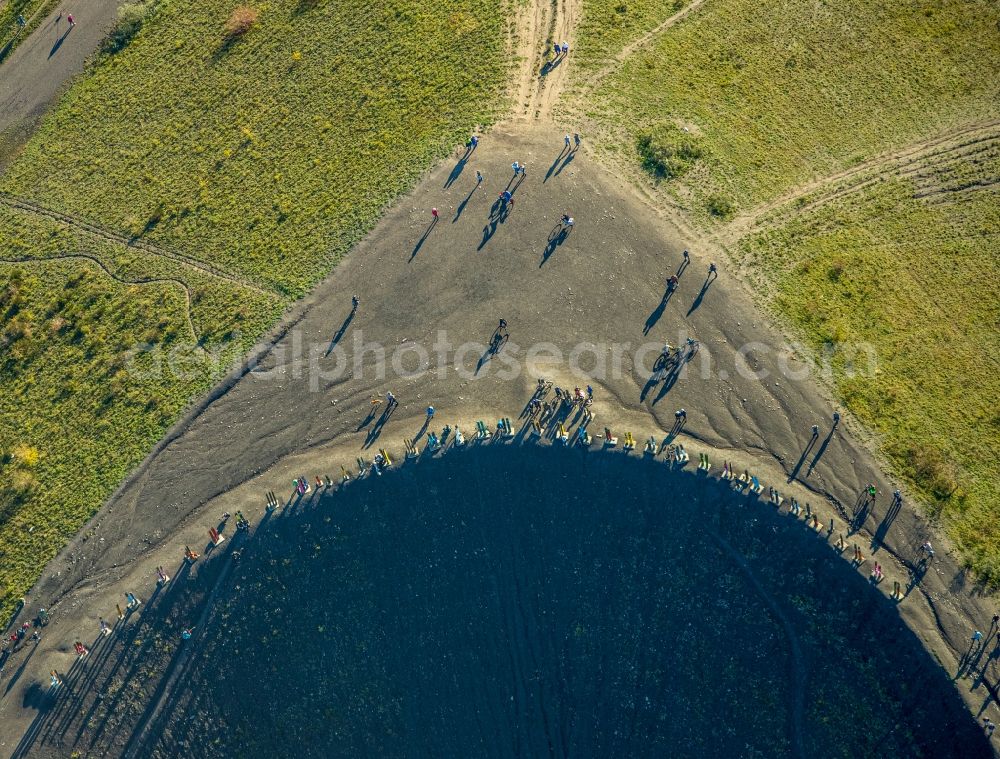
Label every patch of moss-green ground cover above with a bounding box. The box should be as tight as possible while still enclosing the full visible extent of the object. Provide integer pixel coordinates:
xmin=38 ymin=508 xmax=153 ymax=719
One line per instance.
xmin=738 ymin=159 xmax=1000 ymax=581
xmin=586 ymin=0 xmax=1000 ymax=215
xmin=1 ymin=0 xmax=510 ymax=296
xmin=0 ymin=207 xmax=281 ymax=615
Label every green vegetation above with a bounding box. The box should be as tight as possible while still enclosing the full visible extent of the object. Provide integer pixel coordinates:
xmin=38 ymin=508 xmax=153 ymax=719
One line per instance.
xmin=2 ymin=0 xmax=509 ymax=296
xmin=101 ymin=2 xmax=158 ymax=57
xmin=586 ymin=0 xmax=1000 ymax=216
xmin=573 ymin=0 xmax=688 ymax=72
xmin=0 ymin=0 xmax=509 ymax=618
xmin=0 ymin=204 xmax=282 ymax=611
xmin=738 ymin=151 xmax=1000 ymax=580
xmin=635 ymin=125 xmax=702 ymax=181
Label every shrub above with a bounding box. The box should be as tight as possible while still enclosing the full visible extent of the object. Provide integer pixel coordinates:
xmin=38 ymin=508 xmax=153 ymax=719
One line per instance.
xmin=908 ymin=444 xmax=961 ymax=503
xmin=101 ymin=2 xmax=152 ymax=56
xmin=224 ymin=6 xmax=259 ymax=40
xmin=706 ymin=193 xmax=735 ymax=219
xmin=635 ymin=126 xmax=703 ymax=181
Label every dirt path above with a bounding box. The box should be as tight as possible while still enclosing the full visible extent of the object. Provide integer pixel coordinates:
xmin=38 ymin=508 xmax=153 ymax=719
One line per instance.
xmin=508 ymin=0 xmax=582 ymax=123
xmin=0 ymin=1 xmax=126 ymax=167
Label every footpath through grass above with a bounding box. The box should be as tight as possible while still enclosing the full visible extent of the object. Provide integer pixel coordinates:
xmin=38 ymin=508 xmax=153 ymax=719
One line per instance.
xmin=582 ymin=0 xmax=1000 ymax=217
xmin=0 ymin=0 xmax=510 ymax=620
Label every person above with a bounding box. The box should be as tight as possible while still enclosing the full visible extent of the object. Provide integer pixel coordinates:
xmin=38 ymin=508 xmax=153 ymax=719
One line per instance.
xmin=498 ymin=318 xmax=507 ymax=332
xmin=811 ymin=424 xmax=819 ymax=436
xmin=561 ymin=213 xmax=574 ymax=227
xmin=475 ymin=170 xmax=483 ymax=186
xmin=921 ymin=541 xmax=934 ymax=558
xmin=426 ymin=406 xmax=435 ymax=419
xmin=512 ymin=161 xmax=520 ymax=175
xmin=351 ymin=294 xmax=359 ymax=313
xmin=675 ymin=409 xmax=687 ymax=421
xmin=586 ymin=385 xmax=593 ymax=398
xmin=126 ymin=592 xmax=140 ymax=609
xmin=431 ymin=207 xmax=439 ymax=219
xmin=709 ymin=262 xmax=717 ymax=275
xmin=973 ymin=630 xmax=984 ymax=644
xmin=67 ymin=13 xmax=75 ymax=27
xmin=564 ymin=134 xmax=571 ymax=149
xmin=553 ymin=42 xmax=561 ymax=58
xmin=574 ymin=133 xmax=581 ymax=149
xmin=181 ymin=627 xmax=194 ymax=641
xmin=16 ymin=14 xmax=26 ymax=28
xmin=661 ymin=342 xmax=673 ymax=357
xmin=500 ymin=190 xmax=512 ymax=203
xmin=100 ymin=618 xmax=111 ymax=636
xmin=561 ymin=41 xmax=569 ymax=54
xmin=832 ymin=411 xmax=840 ymax=426
xmin=469 ymin=134 xmax=478 ymax=149
xmin=683 ymin=249 xmax=690 ymax=263
xmin=985 ymin=718 xmax=996 ymax=736
xmin=667 ymin=274 xmax=679 ymax=290
xmin=386 ymin=391 xmax=397 ymax=408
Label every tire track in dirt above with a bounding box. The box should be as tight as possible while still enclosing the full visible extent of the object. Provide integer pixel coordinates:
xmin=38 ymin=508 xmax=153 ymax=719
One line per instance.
xmin=508 ymin=0 xmax=583 ymax=123
xmin=0 ymin=251 xmax=203 ymax=345
xmin=0 ymin=192 xmax=282 ymax=299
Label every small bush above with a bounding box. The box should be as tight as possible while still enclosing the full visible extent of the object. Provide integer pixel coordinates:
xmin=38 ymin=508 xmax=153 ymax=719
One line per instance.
xmin=635 ymin=126 xmax=703 ymax=181
xmin=706 ymin=193 xmax=735 ymax=219
xmin=224 ymin=6 xmax=259 ymax=40
xmin=101 ymin=2 xmax=152 ymax=56
xmin=908 ymin=444 xmax=960 ymax=503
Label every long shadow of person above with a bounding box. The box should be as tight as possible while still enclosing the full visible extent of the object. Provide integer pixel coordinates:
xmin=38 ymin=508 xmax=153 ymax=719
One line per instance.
xmin=410 ymin=217 xmax=438 ymax=260
xmin=48 ymin=26 xmax=73 ymax=59
xmin=554 ymin=149 xmax=575 ymax=178
xmin=325 ymin=311 xmax=355 ymax=356
xmin=872 ymin=498 xmax=903 ymax=549
xmin=444 ymin=155 xmax=468 ymax=189
xmin=452 ymin=185 xmax=477 ymax=222
xmin=686 ymin=273 xmax=715 ymax=316
xmin=643 ymin=293 xmax=671 ymax=335
xmin=806 ymin=427 xmax=836 ymax=476
xmin=540 ymin=224 xmax=569 ymax=266
xmin=787 ymin=435 xmax=818 ymax=482
xmin=544 ymin=146 xmax=568 ymax=182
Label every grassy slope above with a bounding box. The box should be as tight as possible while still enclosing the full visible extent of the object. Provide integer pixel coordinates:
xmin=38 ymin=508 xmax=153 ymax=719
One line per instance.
xmin=739 ymin=156 xmax=1000 ymax=579
xmin=2 ymin=0 xmax=508 ymax=295
xmin=571 ymin=0 xmax=687 ymax=72
xmin=0 ymin=0 xmax=510 ymax=618
xmin=575 ymin=0 xmax=1000 ymax=578
xmin=585 ymin=0 xmax=1000 ymax=214
xmin=0 ymin=206 xmax=283 ymax=611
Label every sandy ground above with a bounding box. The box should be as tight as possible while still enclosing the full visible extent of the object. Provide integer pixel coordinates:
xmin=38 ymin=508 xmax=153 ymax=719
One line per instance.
xmin=1 ymin=0 xmax=999 ymax=753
